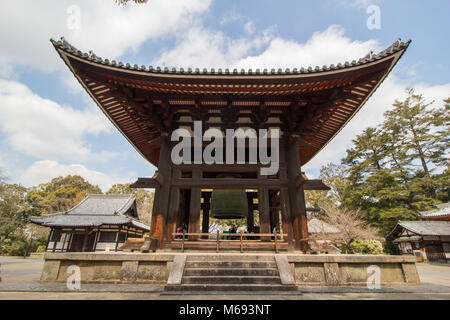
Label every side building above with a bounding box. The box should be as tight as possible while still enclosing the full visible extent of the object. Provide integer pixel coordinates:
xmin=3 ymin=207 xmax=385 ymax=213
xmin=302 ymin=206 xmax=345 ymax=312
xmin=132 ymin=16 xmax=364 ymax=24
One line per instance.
xmin=30 ymin=194 xmax=150 ymax=252
xmin=387 ymin=203 xmax=450 ymax=262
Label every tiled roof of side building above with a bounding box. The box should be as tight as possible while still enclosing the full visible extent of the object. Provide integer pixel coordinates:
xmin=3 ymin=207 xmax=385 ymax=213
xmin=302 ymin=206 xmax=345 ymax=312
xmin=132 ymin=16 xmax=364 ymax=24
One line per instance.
xmin=29 ymin=194 xmax=150 ymax=231
xmin=420 ymin=202 xmax=450 ymax=218
xmin=391 ymin=221 xmax=450 ymax=237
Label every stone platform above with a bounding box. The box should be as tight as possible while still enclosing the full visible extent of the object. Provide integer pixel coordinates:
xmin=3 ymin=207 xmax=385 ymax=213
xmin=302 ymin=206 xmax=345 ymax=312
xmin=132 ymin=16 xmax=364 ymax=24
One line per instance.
xmin=40 ymin=252 xmax=420 ymax=290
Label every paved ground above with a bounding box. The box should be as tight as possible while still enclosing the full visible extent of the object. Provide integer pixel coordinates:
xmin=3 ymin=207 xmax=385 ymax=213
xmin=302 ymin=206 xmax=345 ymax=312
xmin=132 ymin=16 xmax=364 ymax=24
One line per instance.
xmin=0 ymin=256 xmax=449 ymax=300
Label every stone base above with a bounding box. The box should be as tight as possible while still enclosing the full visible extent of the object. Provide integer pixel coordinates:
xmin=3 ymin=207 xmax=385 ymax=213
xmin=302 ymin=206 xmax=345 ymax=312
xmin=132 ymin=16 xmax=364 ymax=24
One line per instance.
xmin=40 ymin=252 xmax=420 ymax=287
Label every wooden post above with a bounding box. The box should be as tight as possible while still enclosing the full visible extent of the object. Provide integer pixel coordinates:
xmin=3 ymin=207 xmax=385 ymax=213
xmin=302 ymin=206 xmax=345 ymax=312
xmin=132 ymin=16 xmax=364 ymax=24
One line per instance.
xmin=82 ymin=229 xmax=89 ymax=252
xmin=258 ymin=187 xmax=271 ymax=241
xmin=52 ymin=228 xmax=59 ymax=252
xmin=216 ymin=230 xmax=220 ymax=253
xmin=67 ymin=229 xmax=73 ymax=252
xmin=285 ymin=135 xmax=309 ymax=251
xmin=61 ymin=232 xmax=68 ymax=253
xmin=181 ymin=230 xmax=185 ymax=252
xmin=115 ymin=226 xmax=122 ymax=252
xmin=240 ymin=233 xmax=244 ymax=253
xmin=279 ymin=187 xmax=294 ymax=247
xmin=247 ymin=193 xmax=254 ymax=233
xmin=201 ymin=193 xmax=211 ymax=239
xmin=93 ymin=228 xmax=100 ymax=252
xmin=188 ymin=169 xmax=202 ymax=241
xmin=150 ymin=133 xmax=172 ymax=248
xmin=46 ymin=229 xmax=53 ymax=252
xmin=274 ymin=229 xmax=278 ymax=253
xmin=166 ymin=169 xmax=181 ymax=241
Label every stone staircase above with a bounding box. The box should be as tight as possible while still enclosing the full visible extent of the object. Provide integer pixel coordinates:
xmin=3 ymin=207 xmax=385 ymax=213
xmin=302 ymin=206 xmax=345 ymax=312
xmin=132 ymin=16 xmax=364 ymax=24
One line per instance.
xmin=165 ymin=254 xmax=297 ymax=292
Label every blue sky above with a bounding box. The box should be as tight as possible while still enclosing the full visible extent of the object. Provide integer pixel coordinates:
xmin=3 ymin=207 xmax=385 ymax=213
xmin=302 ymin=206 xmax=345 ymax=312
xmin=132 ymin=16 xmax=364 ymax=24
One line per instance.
xmin=0 ymin=0 xmax=449 ymax=191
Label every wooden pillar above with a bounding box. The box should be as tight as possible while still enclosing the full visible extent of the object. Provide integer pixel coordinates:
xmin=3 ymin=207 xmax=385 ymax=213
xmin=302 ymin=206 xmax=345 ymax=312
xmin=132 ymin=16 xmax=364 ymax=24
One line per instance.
xmin=201 ymin=193 xmax=211 ymax=238
xmin=115 ymin=226 xmax=122 ymax=252
xmin=150 ymin=133 xmax=172 ymax=247
xmin=247 ymin=193 xmax=254 ymax=233
xmin=46 ymin=229 xmax=53 ymax=252
xmin=61 ymin=232 xmax=68 ymax=252
xmin=189 ymin=169 xmax=202 ymax=240
xmin=52 ymin=228 xmax=59 ymax=252
xmin=279 ymin=187 xmax=294 ymax=247
xmin=285 ymin=134 xmax=309 ymax=251
xmin=93 ymin=228 xmax=100 ymax=252
xmin=68 ymin=229 xmax=74 ymax=252
xmin=166 ymin=169 xmax=181 ymax=240
xmin=258 ymin=187 xmax=271 ymax=241
xmin=82 ymin=229 xmax=89 ymax=252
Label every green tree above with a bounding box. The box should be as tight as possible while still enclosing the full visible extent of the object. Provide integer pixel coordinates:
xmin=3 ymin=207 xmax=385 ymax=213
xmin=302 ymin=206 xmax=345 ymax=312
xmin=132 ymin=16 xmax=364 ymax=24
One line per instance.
xmin=384 ymin=89 xmax=448 ymax=197
xmin=305 ymin=163 xmax=352 ymax=209
xmin=26 ymin=175 xmax=102 ymax=216
xmin=339 ymin=90 xmax=449 ymax=234
xmin=0 ymin=170 xmax=31 ymax=248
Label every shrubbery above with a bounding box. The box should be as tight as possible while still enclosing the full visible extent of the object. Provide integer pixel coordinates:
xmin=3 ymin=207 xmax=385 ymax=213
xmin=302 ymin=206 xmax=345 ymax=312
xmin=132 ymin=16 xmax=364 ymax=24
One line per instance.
xmin=349 ymin=238 xmax=384 ymax=255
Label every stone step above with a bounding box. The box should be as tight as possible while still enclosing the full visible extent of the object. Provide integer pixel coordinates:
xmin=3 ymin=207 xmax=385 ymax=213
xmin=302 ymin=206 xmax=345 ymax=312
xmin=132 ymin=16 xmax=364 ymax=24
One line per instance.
xmin=185 ymin=261 xmax=277 ymax=269
xmin=185 ymin=255 xmax=276 ymax=262
xmin=165 ymin=284 xmax=298 ymax=292
xmin=184 ymin=268 xmax=279 ymax=277
xmin=182 ymin=276 xmax=282 ymax=285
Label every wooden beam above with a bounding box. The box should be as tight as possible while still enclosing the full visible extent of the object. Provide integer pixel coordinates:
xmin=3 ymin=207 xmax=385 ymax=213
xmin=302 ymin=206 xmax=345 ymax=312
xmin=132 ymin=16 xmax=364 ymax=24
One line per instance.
xmin=295 ymin=173 xmax=308 ymax=188
xmin=130 ymin=177 xmax=158 ymax=188
xmin=172 ymin=178 xmax=288 ymax=189
xmin=303 ymin=179 xmax=331 ymax=191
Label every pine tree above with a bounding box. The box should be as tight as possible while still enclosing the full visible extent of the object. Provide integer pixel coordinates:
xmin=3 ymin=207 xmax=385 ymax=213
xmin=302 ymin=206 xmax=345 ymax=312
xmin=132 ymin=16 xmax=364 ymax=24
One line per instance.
xmin=384 ymin=89 xmax=447 ymax=198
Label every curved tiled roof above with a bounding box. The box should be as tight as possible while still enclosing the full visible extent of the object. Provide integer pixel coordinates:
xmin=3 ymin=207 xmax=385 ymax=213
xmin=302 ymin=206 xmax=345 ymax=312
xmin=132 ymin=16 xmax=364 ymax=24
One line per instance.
xmin=51 ymin=37 xmax=410 ymax=77
xmin=51 ymin=37 xmax=410 ymax=166
xmin=29 ymin=194 xmax=150 ymax=231
xmin=388 ymin=220 xmax=450 ymax=238
xmin=420 ymin=203 xmax=450 ymax=218
xmin=308 ymin=218 xmax=340 ymax=234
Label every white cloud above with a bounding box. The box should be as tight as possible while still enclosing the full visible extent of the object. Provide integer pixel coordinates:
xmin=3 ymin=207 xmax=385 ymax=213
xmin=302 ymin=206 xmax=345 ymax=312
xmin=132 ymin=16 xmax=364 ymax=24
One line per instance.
xmin=19 ymin=160 xmax=133 ymax=192
xmin=0 ymin=79 xmax=113 ymax=162
xmin=155 ymin=25 xmax=377 ymax=70
xmin=0 ymin=0 xmax=211 ymax=73
xmin=233 ymin=25 xmax=378 ymax=70
xmin=154 ymin=26 xmax=272 ymax=69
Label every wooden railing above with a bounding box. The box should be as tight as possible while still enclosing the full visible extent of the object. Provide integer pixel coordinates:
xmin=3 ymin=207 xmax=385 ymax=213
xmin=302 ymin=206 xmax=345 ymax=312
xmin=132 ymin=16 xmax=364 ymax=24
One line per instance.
xmin=172 ymin=230 xmax=287 ymax=253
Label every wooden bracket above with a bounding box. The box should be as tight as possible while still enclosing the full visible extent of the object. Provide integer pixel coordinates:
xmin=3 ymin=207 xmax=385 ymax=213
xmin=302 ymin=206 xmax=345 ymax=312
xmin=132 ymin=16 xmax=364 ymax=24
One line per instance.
xmin=295 ymin=173 xmax=308 ymax=188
